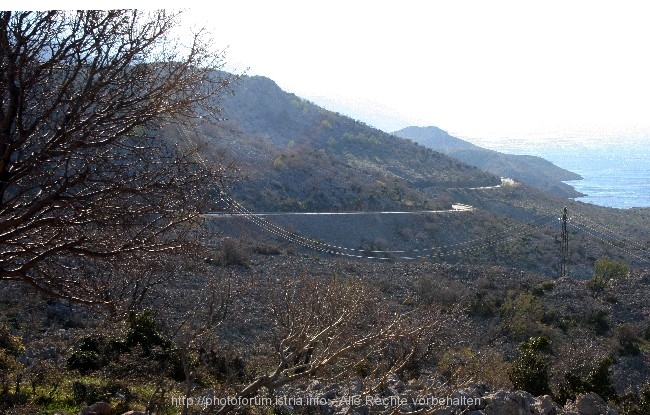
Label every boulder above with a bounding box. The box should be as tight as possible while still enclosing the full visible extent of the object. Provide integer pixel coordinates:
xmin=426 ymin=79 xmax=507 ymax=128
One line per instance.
xmin=564 ymin=392 xmax=618 ymax=415
xmin=535 ymin=395 xmax=557 ymax=415
xmin=79 ymin=402 xmax=111 ymax=415
xmin=483 ymin=390 xmax=535 ymax=415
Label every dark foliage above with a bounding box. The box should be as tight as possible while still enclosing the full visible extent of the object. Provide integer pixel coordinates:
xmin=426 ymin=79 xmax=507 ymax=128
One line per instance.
xmin=67 ymin=309 xmax=184 ymax=380
xmin=508 ymin=336 xmax=552 ymax=396
xmin=558 ymin=357 xmax=618 ymax=404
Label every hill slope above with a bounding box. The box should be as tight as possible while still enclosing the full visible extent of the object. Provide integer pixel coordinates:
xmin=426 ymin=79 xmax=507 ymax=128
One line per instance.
xmin=393 ymin=126 xmax=583 ymax=197
xmin=197 ymin=74 xmax=650 ymax=278
xmin=201 ymin=75 xmax=499 ymax=212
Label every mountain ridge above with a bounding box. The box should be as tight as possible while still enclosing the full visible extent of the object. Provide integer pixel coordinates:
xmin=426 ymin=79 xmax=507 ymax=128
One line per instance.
xmin=196 ymin=73 xmax=650 ymax=278
xmin=202 ymin=74 xmax=500 ymax=213
xmin=393 ymin=126 xmax=584 ymax=198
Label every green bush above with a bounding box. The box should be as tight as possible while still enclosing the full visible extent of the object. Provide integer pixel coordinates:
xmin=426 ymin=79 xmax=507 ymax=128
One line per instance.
xmin=585 ymin=309 xmax=610 ymax=336
xmin=587 ymin=357 xmax=617 ymax=403
xmin=557 ymin=357 xmax=617 ymax=405
xmin=468 ymin=291 xmax=501 ymax=318
xmin=557 ymin=371 xmax=590 ymax=404
xmin=0 ymin=327 xmax=24 ymax=357
xmin=0 ymin=326 xmax=24 ymax=395
xmin=67 ymin=310 xmax=183 ymax=380
xmin=72 ymin=381 xmax=106 ymax=405
xmin=531 ymin=281 xmax=555 ymax=296
xmin=124 ymin=309 xmax=171 ymax=352
xmin=66 ymin=349 xmax=103 ymax=375
xmin=619 ymin=382 xmax=650 ymax=415
xmin=67 ymin=335 xmax=125 ymax=374
xmin=508 ymin=336 xmax=552 ymax=396
xmin=71 ymin=381 xmax=131 ymax=406
xmin=124 ymin=310 xmax=185 ymax=381
xmin=589 ymin=256 xmax=629 ymax=297
xmin=595 ymin=256 xmax=629 ymax=280
xmin=500 ymin=291 xmax=544 ymax=340
xmin=616 ymin=324 xmax=642 ymax=357
xmin=540 ymin=310 xmax=573 ymax=333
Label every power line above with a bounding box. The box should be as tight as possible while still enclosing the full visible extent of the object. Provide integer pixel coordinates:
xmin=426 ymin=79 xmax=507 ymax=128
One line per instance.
xmin=176 ymin=125 xmax=649 ymax=268
xmin=568 ymin=221 xmax=650 ymax=265
xmin=571 ymin=211 xmax=649 ymax=252
xmin=217 ymin=192 xmax=557 ymax=260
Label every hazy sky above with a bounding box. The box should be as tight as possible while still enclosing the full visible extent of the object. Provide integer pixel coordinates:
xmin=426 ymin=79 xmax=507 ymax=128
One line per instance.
xmin=14 ymin=1 xmax=650 ymax=147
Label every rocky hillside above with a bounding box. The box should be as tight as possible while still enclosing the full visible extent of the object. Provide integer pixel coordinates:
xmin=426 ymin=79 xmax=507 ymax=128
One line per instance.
xmin=200 ymin=75 xmax=500 ymax=212
xmin=205 ymin=252 xmax=650 ymax=414
xmin=195 ymin=74 xmax=650 ymax=279
xmin=5 ymin=249 xmax=647 ymax=414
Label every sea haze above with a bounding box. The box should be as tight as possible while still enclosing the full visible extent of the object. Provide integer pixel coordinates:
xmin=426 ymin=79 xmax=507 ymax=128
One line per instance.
xmin=487 ymin=140 xmax=650 ymax=209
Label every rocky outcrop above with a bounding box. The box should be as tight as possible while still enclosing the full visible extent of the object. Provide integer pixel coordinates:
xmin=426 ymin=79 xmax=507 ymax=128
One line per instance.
xmin=75 ymin=378 xmax=619 ymax=415
xmin=564 ymin=393 xmax=618 ymax=415
xmin=269 ymin=377 xmax=618 ymax=415
xmin=79 ymin=401 xmax=111 ymax=415
xmin=78 ymin=402 xmax=148 ymax=415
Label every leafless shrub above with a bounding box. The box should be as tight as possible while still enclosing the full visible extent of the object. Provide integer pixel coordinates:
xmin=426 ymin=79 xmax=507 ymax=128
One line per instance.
xmin=210 ymin=274 xmax=440 ymax=414
xmin=213 ymin=239 xmax=250 ymax=267
xmin=416 ymin=275 xmax=470 ymax=308
xmin=0 ymin=10 xmax=237 ymax=308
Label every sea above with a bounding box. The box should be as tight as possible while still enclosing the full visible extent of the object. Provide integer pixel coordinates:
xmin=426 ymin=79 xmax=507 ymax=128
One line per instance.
xmin=484 ymin=139 xmax=650 ymax=209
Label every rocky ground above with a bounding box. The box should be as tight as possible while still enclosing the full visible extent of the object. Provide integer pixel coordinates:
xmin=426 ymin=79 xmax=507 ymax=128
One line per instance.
xmin=5 ymin=248 xmax=650 ymax=415
xmin=77 ymin=378 xmax=620 ymax=415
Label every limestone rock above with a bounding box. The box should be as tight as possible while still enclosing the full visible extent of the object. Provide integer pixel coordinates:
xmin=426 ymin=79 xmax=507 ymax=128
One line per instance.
xmin=483 ymin=390 xmax=535 ymax=414
xmin=79 ymin=402 xmax=111 ymax=415
xmin=535 ymin=395 xmax=557 ymax=415
xmin=564 ymin=392 xmax=618 ymax=415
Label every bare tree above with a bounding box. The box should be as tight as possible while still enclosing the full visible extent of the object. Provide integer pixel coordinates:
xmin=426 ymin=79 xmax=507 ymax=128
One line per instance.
xmin=0 ymin=10 xmax=235 ymax=310
xmin=214 ymin=275 xmax=433 ymax=414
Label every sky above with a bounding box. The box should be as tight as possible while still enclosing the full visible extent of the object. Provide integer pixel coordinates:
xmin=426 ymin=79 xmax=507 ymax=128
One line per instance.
xmin=11 ymin=1 xmax=650 ymax=148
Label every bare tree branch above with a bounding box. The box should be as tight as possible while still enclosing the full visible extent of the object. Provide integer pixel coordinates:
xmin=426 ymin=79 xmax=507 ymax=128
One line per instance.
xmin=0 ymin=10 xmax=236 ymax=307
xmin=215 ymin=275 xmax=437 ymax=414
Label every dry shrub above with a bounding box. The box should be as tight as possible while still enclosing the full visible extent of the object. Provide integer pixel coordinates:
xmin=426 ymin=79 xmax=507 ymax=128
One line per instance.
xmin=211 ymin=274 xmax=446 ymax=414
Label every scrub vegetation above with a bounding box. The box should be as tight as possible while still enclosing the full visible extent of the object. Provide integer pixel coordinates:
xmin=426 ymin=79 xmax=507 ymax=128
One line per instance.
xmin=1 ymin=9 xmax=650 ymax=415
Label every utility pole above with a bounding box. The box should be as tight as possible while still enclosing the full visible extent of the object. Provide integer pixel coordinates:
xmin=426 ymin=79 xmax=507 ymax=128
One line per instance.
xmin=560 ymin=206 xmax=569 ymax=278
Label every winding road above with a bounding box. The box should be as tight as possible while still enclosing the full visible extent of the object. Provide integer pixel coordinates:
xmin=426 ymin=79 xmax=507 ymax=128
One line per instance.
xmin=205 ymin=204 xmax=473 ymax=217
xmin=206 ymin=178 xmax=515 ymax=218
